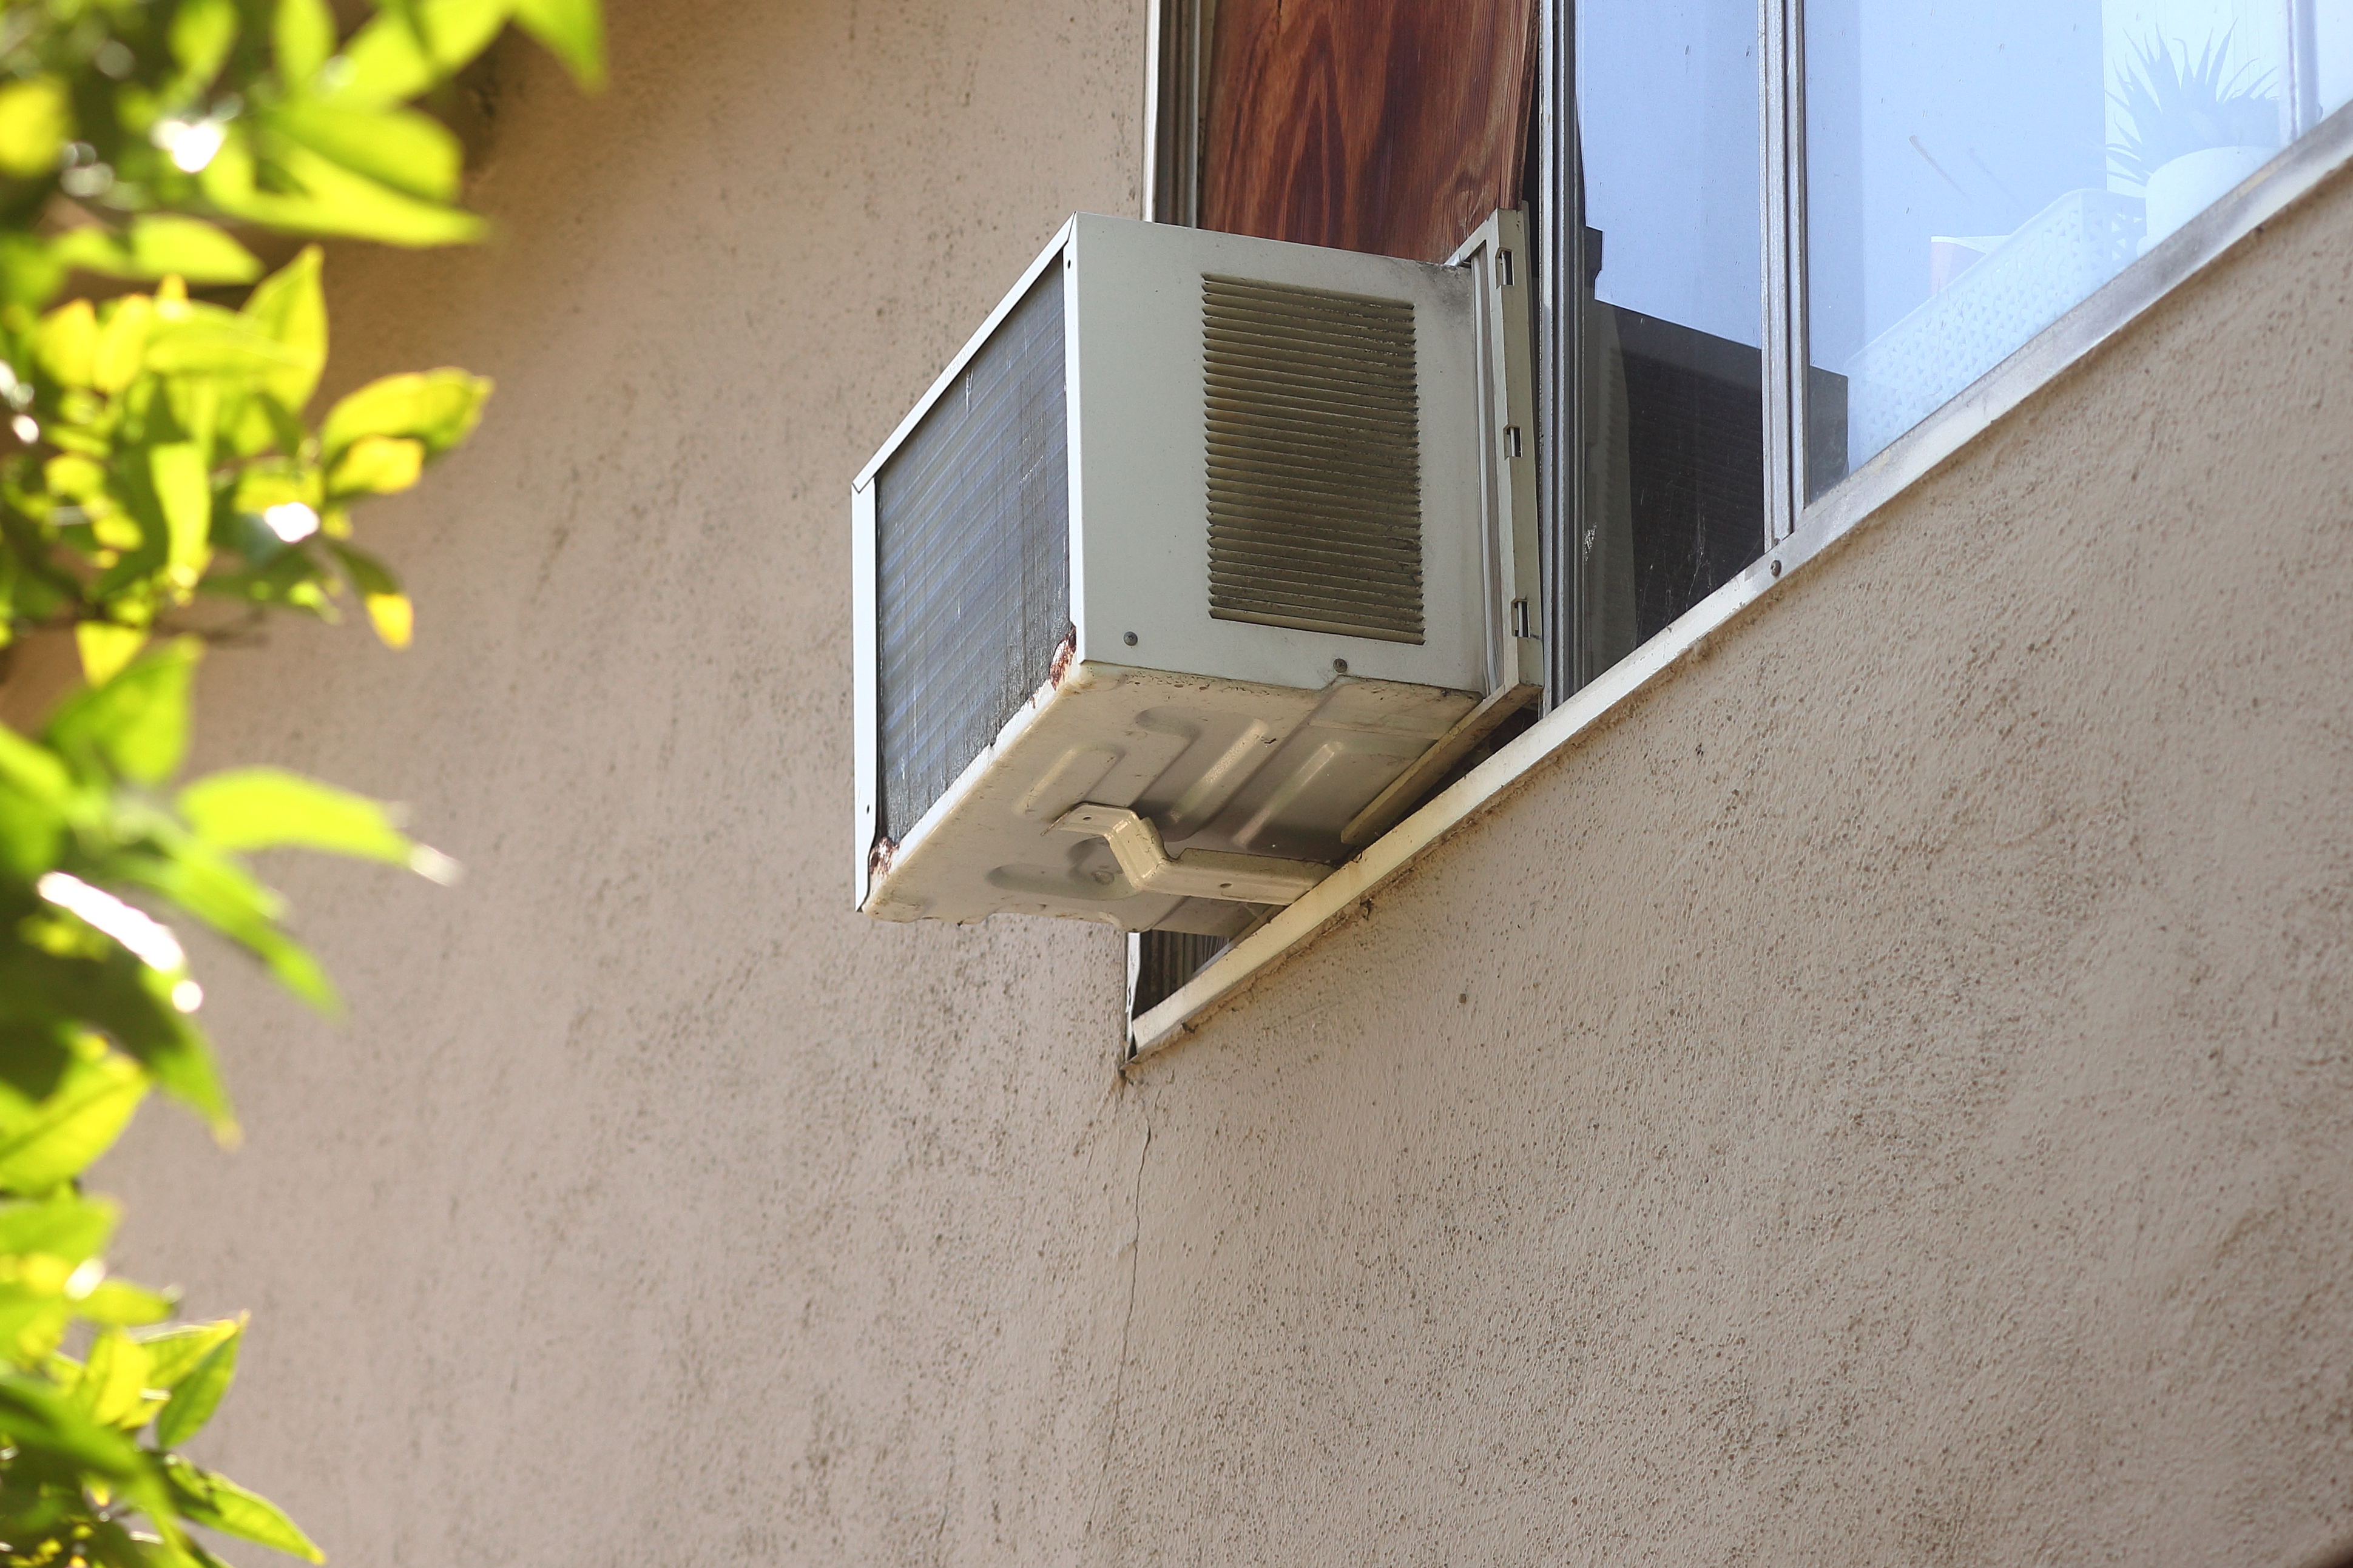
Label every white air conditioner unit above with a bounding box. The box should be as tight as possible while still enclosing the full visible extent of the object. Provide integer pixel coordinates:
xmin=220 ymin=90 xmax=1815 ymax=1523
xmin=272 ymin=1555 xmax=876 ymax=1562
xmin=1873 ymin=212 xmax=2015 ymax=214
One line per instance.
xmin=852 ymin=210 xmax=1538 ymax=935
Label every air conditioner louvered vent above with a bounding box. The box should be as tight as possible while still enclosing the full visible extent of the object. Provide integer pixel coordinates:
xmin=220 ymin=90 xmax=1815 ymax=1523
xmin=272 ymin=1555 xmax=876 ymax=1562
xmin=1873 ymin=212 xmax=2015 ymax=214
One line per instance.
xmin=1202 ymin=275 xmax=1423 ymax=645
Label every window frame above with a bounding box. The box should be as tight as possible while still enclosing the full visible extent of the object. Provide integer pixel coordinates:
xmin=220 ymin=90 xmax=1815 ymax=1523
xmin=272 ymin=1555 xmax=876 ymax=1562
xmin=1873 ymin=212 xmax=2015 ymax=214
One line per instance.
xmin=1129 ymin=0 xmax=2353 ymax=1055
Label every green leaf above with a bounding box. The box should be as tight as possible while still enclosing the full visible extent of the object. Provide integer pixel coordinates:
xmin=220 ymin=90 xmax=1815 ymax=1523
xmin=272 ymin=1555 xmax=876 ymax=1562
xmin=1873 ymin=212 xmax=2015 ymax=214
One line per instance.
xmin=154 ymin=1333 xmax=237 ymax=1450
xmin=240 ymin=246 xmax=328 ymax=414
xmin=265 ymin=101 xmax=463 ymax=203
xmin=326 ymin=436 xmax=424 ymax=497
xmin=150 ymin=444 xmax=214 ymax=590
xmin=163 ymin=1457 xmax=324 ymax=1563
xmin=178 ymin=767 xmax=414 ymax=866
xmin=77 ymin=1328 xmax=152 ymax=1428
xmin=137 ymin=1319 xmax=241 ymax=1395
xmin=75 ymin=623 xmax=152 ymax=693
xmin=275 ymin=0 xmax=339 ymax=87
xmin=320 ymin=369 xmax=491 ymax=461
xmin=170 ymin=0 xmax=242 ymax=87
xmin=102 ymin=836 xmax=340 ymax=1015
xmin=0 ymin=1189 xmax=118 ymax=1266
xmin=37 ymin=298 xmax=99 ymax=389
xmin=241 ymin=136 xmax=487 ymax=247
xmin=0 ymin=1049 xmax=148 ymax=1195
xmin=76 ymin=1277 xmax=175 ymax=1328
xmin=0 ymin=945 xmax=233 ymax=1139
xmin=121 ymin=1020 xmax=234 ymax=1140
xmin=42 ymin=223 xmax=257 ymax=288
xmin=0 ymin=231 xmax=70 ymax=309
xmin=329 ymin=0 xmax=514 ymax=106
xmin=513 ymin=0 xmax=607 ymax=89
xmin=45 ymin=639 xmax=201 ymax=787
xmin=72 ymin=1515 xmax=160 ymax=1568
xmin=143 ymin=305 xmax=312 ymax=380
xmin=0 ymin=1371 xmax=147 ymax=1479
xmin=0 ymin=727 xmax=71 ymax=880
xmin=0 ymin=77 xmax=71 ymax=180
xmin=93 ymin=294 xmax=155 ymax=394
xmin=129 ymin=218 xmax=265 ymax=285
xmin=365 ymin=592 xmax=413 ymax=649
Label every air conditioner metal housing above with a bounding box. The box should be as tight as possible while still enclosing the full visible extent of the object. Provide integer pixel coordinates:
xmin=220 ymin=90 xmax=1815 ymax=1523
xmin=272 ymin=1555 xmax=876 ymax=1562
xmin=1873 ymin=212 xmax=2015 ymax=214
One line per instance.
xmin=852 ymin=211 xmax=1536 ymax=934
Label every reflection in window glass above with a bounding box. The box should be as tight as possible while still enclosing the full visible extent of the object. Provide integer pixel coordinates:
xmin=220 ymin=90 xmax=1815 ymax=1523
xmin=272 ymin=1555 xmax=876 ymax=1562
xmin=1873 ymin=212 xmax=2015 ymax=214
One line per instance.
xmin=1808 ymin=0 xmax=2347 ymax=491
xmin=1574 ymin=0 xmax=1763 ymax=686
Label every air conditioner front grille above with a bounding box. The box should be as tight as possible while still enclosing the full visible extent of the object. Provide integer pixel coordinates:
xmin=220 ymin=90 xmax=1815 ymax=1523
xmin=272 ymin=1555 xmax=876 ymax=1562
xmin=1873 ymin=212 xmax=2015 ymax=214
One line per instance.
xmin=1202 ymin=275 xmax=1423 ymax=645
xmin=874 ymin=268 xmax=1069 ymax=845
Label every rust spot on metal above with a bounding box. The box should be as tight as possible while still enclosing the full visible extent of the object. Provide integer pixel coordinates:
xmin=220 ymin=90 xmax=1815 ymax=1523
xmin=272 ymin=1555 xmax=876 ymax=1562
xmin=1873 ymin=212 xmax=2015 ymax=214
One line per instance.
xmin=1047 ymin=627 xmax=1078 ymax=689
xmin=867 ymin=835 xmax=897 ymax=883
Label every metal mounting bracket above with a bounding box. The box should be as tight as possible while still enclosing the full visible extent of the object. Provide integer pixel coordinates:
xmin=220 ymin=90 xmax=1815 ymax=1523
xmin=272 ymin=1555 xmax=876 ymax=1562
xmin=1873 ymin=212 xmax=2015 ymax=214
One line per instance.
xmin=1055 ymin=804 xmax=1330 ymax=906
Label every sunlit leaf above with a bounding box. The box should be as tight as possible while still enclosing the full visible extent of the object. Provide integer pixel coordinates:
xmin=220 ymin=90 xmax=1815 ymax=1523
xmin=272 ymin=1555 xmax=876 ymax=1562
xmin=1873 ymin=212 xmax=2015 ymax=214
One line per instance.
xmin=92 ymin=295 xmax=155 ymax=394
xmin=45 ymin=453 xmax=105 ymax=500
xmin=76 ymin=1277 xmax=175 ymax=1328
xmin=128 ymin=218 xmax=264 ymax=285
xmin=144 ymin=307 xmax=310 ymax=380
xmin=0 ymin=77 xmax=70 ymax=180
xmin=163 ymin=1456 xmax=323 ymax=1563
xmin=274 ymin=0 xmax=339 ymax=88
xmin=178 ymin=766 xmax=413 ymax=866
xmin=329 ymin=0 xmax=514 ymax=106
xmin=74 ymin=624 xmax=149 ymax=690
xmin=0 ymin=1050 xmax=148 ymax=1196
xmin=365 ymin=593 xmax=413 ymax=650
xmin=37 ymin=298 xmax=98 ymax=389
xmin=513 ymin=0 xmax=606 ymax=89
xmin=320 ymin=369 xmax=490 ymax=460
xmin=169 ymin=0 xmax=241 ymax=87
xmin=150 ymin=444 xmax=214 ymax=591
xmin=154 ymin=1329 xmax=237 ymax=1449
xmin=241 ymin=136 xmax=487 ymax=247
xmin=137 ymin=1319 xmax=240 ymax=1393
xmin=77 ymin=1329 xmax=152 ymax=1428
xmin=239 ymin=246 xmax=328 ymax=413
xmin=266 ymin=102 xmax=462 ymax=203
xmin=328 ymin=435 xmax=424 ymax=497
xmin=47 ymin=639 xmax=201 ymax=786
xmin=0 ymin=1189 xmax=118 ymax=1266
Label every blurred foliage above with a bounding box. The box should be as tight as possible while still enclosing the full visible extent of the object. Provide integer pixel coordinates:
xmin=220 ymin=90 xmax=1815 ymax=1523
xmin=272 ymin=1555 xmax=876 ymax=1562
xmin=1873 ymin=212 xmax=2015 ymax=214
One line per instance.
xmin=0 ymin=0 xmax=603 ymax=1563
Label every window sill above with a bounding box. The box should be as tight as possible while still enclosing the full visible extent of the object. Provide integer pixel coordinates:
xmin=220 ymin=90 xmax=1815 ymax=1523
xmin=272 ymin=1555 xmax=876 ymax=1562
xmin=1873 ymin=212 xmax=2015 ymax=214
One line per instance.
xmin=1127 ymin=104 xmax=2353 ymax=1060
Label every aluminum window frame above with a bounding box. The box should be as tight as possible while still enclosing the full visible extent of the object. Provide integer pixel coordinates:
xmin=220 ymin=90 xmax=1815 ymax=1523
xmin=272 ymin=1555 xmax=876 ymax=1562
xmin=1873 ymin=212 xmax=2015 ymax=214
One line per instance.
xmin=1127 ymin=0 xmax=2353 ymax=1055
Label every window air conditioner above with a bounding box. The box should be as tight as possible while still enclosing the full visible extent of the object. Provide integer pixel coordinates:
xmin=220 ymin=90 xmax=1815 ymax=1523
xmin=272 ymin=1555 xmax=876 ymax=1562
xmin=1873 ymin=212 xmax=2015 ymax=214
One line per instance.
xmin=852 ymin=211 xmax=1538 ymax=937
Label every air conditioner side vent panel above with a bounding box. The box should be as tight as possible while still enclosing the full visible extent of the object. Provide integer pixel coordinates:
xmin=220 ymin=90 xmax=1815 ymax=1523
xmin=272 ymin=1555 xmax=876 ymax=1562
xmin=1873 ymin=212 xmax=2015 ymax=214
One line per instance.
xmin=1201 ymin=275 xmax=1424 ymax=645
xmin=874 ymin=267 xmax=1070 ymax=845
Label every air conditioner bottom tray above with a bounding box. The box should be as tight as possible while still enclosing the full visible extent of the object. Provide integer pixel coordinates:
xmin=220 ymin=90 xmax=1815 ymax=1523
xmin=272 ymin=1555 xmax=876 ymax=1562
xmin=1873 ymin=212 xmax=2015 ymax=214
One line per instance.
xmin=862 ymin=660 xmax=1479 ymax=932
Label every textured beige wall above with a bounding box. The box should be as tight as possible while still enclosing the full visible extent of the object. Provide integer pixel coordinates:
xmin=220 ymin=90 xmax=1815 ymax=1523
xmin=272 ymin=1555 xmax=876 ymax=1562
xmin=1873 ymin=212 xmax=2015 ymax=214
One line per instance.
xmin=1106 ymin=169 xmax=2353 ymax=1564
xmin=67 ymin=0 xmax=2352 ymax=1564
xmin=97 ymin=1 xmax=1146 ymax=1563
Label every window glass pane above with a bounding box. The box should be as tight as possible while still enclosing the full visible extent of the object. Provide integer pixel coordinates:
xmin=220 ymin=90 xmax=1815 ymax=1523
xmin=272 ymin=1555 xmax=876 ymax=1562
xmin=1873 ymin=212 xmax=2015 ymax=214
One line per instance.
xmin=2328 ymin=0 xmax=2353 ymax=113
xmin=1575 ymin=0 xmax=1764 ymax=685
xmin=1807 ymin=0 xmax=2342 ymax=490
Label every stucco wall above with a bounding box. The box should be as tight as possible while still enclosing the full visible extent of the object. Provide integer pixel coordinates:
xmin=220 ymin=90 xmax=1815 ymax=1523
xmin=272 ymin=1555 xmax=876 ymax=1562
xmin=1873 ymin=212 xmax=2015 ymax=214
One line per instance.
xmin=70 ymin=0 xmax=2352 ymax=1564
